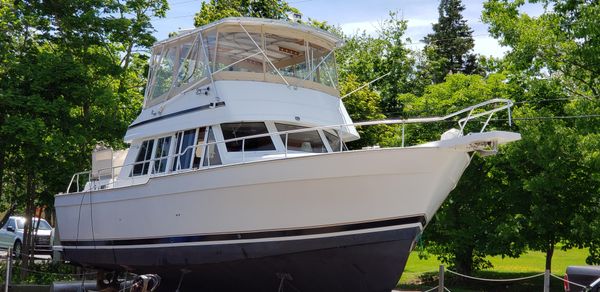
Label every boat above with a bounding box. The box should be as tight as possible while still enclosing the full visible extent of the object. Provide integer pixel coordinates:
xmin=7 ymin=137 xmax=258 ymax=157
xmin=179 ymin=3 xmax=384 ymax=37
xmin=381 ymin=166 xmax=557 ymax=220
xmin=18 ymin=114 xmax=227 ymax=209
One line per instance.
xmin=54 ymin=17 xmax=521 ymax=292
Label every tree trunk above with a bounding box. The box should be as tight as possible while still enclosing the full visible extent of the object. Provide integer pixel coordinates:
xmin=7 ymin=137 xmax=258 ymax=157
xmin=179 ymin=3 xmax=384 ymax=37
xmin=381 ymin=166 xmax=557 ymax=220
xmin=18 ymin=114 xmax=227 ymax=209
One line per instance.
xmin=0 ymin=151 xmax=4 ymax=200
xmin=545 ymin=242 xmax=555 ymax=272
xmin=456 ymin=245 xmax=474 ymax=275
xmin=20 ymin=171 xmax=36 ymax=278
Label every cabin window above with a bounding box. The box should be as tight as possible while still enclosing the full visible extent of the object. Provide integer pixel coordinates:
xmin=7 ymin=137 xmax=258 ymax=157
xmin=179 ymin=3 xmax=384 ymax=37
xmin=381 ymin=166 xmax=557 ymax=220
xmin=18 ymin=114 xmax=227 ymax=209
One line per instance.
xmin=214 ymin=31 xmax=264 ymax=73
xmin=307 ymin=42 xmax=337 ymax=88
xmin=193 ymin=127 xmax=207 ymax=168
xmin=275 ymin=123 xmax=326 ymax=153
xmin=203 ymin=126 xmax=222 ymax=166
xmin=172 ymin=129 xmax=197 ymax=171
xmin=324 ymin=131 xmax=345 ymax=152
xmin=265 ymin=34 xmax=308 ymax=79
xmin=221 ymin=122 xmax=275 ymax=152
xmin=132 ymin=140 xmax=155 ymax=176
xmin=203 ymin=30 xmax=218 ymax=72
xmin=175 ymin=36 xmax=207 ymax=90
xmin=149 ymin=46 xmax=177 ymax=102
xmin=152 ymin=136 xmax=172 ymax=174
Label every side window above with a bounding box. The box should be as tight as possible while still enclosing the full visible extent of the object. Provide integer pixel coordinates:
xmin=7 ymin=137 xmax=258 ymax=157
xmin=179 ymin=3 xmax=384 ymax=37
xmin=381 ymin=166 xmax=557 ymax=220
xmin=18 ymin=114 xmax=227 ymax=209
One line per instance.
xmin=16 ymin=219 xmax=24 ymax=229
xmin=221 ymin=122 xmax=275 ymax=152
xmin=149 ymin=46 xmax=177 ymax=101
xmin=203 ymin=126 xmax=222 ymax=166
xmin=172 ymin=129 xmax=197 ymax=171
xmin=193 ymin=127 xmax=207 ymax=168
xmin=152 ymin=136 xmax=172 ymax=174
xmin=275 ymin=123 xmax=326 ymax=153
xmin=131 ymin=140 xmax=155 ymax=176
xmin=7 ymin=219 xmax=15 ymax=230
xmin=324 ymin=131 xmax=345 ymax=152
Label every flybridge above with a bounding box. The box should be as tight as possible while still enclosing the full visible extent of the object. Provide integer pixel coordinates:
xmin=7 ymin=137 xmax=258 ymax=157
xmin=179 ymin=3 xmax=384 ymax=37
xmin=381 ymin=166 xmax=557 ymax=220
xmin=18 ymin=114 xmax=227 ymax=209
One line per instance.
xmin=144 ymin=17 xmax=342 ymax=109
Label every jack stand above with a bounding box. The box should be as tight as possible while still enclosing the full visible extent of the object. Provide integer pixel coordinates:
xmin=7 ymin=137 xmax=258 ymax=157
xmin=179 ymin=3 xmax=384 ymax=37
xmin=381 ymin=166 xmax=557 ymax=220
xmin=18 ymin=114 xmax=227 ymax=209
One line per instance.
xmin=175 ymin=269 xmax=191 ymax=292
xmin=276 ymin=273 xmax=293 ymax=292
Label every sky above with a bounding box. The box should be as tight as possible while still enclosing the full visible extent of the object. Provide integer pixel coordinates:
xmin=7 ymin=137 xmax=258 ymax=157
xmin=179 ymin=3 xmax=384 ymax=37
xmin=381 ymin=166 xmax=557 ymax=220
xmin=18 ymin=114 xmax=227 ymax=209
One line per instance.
xmin=151 ymin=0 xmax=545 ymax=58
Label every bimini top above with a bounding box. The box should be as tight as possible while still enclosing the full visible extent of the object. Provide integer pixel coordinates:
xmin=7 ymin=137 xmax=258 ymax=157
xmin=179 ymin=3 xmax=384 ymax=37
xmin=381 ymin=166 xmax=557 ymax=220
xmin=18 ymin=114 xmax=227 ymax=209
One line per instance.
xmin=144 ymin=17 xmax=344 ymax=109
xmin=154 ymin=17 xmax=343 ymax=48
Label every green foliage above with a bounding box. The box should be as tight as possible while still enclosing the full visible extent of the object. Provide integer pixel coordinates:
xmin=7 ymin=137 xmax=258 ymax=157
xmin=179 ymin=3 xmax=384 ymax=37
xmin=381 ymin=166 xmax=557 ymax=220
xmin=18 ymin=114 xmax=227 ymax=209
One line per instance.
xmin=0 ymin=0 xmax=163 ymax=271
xmin=0 ymin=261 xmax=79 ymax=284
xmin=482 ymin=0 xmax=600 ymax=269
xmin=337 ymin=12 xmax=416 ymax=116
xmin=483 ymin=0 xmax=600 ymax=98
xmin=193 ymin=0 xmax=298 ymax=27
xmin=405 ymin=73 xmax=526 ymax=274
xmin=339 ymin=74 xmax=396 ymax=149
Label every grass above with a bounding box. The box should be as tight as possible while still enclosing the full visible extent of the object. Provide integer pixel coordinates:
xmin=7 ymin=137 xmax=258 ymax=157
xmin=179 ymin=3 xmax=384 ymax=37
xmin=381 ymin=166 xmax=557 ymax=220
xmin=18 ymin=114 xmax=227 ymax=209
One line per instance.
xmin=397 ymin=247 xmax=590 ymax=291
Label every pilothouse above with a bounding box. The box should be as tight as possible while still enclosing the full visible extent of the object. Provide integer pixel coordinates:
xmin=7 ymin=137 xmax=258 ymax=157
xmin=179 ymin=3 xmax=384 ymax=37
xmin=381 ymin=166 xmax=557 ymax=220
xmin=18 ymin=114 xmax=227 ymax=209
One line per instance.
xmin=55 ymin=18 xmax=521 ymax=292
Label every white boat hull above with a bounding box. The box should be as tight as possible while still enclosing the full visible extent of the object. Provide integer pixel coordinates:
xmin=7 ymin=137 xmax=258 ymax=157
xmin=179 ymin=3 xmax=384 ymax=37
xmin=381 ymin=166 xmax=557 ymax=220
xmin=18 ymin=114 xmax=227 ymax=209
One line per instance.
xmin=55 ymin=146 xmax=469 ymax=243
xmin=54 ymin=145 xmax=471 ymax=291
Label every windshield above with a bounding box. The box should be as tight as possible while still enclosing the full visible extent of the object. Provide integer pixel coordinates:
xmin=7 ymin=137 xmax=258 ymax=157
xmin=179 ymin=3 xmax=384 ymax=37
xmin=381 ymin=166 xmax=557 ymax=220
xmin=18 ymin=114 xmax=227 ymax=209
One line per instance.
xmin=16 ymin=218 xmax=52 ymax=230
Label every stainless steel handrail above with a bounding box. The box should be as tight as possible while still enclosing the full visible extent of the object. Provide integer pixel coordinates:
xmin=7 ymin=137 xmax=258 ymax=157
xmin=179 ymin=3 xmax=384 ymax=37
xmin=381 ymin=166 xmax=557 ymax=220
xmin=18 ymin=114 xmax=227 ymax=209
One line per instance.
xmin=64 ymin=98 xmax=513 ymax=194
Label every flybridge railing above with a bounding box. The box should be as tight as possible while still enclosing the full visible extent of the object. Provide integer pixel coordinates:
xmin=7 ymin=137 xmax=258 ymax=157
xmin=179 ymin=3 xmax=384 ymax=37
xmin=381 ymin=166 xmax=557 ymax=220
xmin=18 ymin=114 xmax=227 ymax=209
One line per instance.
xmin=65 ymin=98 xmax=514 ymax=194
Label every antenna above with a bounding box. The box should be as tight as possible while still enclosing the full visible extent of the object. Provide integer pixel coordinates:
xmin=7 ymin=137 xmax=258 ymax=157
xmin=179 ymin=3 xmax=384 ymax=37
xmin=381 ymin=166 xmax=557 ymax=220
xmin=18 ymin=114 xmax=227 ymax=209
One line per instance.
xmin=340 ymin=72 xmax=391 ymax=99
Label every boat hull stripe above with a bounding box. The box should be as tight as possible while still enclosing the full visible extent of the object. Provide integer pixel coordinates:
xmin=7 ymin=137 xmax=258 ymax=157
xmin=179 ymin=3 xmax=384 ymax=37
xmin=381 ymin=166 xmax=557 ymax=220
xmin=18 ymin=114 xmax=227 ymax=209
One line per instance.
xmin=128 ymin=101 xmax=226 ymax=129
xmin=61 ymin=215 xmax=426 ymax=246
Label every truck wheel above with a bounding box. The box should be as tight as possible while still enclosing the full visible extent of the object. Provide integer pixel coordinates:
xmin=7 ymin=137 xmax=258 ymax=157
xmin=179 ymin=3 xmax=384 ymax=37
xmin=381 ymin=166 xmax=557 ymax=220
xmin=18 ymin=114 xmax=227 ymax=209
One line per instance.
xmin=13 ymin=241 xmax=21 ymax=258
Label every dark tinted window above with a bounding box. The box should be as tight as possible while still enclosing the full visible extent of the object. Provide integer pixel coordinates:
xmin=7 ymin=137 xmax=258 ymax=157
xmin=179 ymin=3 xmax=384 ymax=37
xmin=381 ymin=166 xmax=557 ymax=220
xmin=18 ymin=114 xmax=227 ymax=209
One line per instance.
xmin=221 ymin=122 xmax=275 ymax=152
xmin=152 ymin=136 xmax=172 ymax=173
xmin=132 ymin=140 xmax=155 ymax=176
xmin=276 ymin=123 xmax=326 ymax=153
xmin=7 ymin=219 xmax=15 ymax=230
xmin=173 ymin=129 xmax=196 ymax=171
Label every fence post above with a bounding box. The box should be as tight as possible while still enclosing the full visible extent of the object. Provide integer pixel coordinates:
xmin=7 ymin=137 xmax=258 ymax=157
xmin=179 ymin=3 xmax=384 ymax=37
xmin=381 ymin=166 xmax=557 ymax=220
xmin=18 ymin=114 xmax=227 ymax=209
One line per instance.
xmin=543 ymin=269 xmax=550 ymax=292
xmin=438 ymin=265 xmax=444 ymax=292
xmin=5 ymin=247 xmax=11 ymax=292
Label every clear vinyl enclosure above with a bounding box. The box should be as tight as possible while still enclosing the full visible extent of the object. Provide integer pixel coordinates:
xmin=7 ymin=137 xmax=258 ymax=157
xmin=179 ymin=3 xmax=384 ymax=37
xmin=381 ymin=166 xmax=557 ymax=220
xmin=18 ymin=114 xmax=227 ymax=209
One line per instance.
xmin=144 ymin=19 xmax=340 ymax=108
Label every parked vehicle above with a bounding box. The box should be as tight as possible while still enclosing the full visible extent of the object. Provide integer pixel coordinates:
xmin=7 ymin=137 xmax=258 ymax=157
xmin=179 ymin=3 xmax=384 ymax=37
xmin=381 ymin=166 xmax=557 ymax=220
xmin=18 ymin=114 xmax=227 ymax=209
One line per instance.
xmin=564 ymin=265 xmax=600 ymax=292
xmin=0 ymin=216 xmax=54 ymax=256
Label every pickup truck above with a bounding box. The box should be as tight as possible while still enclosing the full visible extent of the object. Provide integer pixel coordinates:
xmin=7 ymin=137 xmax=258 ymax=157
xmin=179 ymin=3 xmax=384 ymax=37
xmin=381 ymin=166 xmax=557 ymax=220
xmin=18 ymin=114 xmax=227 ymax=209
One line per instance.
xmin=564 ymin=266 xmax=600 ymax=292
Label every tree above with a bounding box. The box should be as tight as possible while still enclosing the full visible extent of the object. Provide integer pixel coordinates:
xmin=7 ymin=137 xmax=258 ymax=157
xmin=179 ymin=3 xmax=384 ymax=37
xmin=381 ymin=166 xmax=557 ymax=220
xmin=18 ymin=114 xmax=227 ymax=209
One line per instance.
xmin=194 ymin=0 xmax=299 ymax=27
xmin=339 ymin=74 xmax=397 ymax=149
xmin=336 ymin=12 xmax=416 ymax=117
xmin=398 ymin=73 xmax=526 ymax=274
xmin=483 ymin=0 xmax=600 ymax=270
xmin=483 ymin=0 xmax=600 ymax=99
xmin=423 ymin=0 xmax=479 ymax=83
xmin=0 ymin=0 xmax=165 ymax=271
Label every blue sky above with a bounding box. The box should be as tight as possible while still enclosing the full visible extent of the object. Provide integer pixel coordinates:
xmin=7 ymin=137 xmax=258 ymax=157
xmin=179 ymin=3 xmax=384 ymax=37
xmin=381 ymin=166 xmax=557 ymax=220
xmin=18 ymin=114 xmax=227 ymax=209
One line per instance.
xmin=151 ymin=0 xmax=545 ymax=57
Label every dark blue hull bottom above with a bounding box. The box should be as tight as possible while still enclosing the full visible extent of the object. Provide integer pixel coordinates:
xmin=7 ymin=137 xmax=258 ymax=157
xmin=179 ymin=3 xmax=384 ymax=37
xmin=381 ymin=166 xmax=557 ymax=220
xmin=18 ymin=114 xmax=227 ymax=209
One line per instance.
xmin=64 ymin=227 xmax=421 ymax=292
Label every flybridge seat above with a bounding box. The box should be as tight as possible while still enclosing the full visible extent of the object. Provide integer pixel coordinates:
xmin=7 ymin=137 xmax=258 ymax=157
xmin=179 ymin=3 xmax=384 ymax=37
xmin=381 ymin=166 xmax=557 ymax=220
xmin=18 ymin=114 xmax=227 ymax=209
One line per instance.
xmin=144 ymin=17 xmax=342 ymax=109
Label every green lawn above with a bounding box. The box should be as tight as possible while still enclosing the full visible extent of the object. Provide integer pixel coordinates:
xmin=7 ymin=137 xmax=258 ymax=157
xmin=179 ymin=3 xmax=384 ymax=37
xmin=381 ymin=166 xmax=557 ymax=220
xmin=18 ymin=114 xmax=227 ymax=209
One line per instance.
xmin=397 ymin=247 xmax=590 ymax=291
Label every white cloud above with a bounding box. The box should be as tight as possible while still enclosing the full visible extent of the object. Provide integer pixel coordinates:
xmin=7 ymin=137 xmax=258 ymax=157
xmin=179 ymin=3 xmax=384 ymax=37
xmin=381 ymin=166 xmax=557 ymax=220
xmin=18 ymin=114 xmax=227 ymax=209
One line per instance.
xmin=340 ymin=20 xmax=381 ymax=37
xmin=473 ymin=35 xmax=509 ymax=58
xmin=340 ymin=19 xmax=508 ymax=59
xmin=405 ymin=18 xmax=434 ymax=28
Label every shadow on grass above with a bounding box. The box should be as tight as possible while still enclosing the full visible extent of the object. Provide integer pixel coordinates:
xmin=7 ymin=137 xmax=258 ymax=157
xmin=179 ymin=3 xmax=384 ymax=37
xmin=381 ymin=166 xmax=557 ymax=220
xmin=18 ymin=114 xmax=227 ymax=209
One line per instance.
xmin=397 ymin=270 xmax=566 ymax=292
